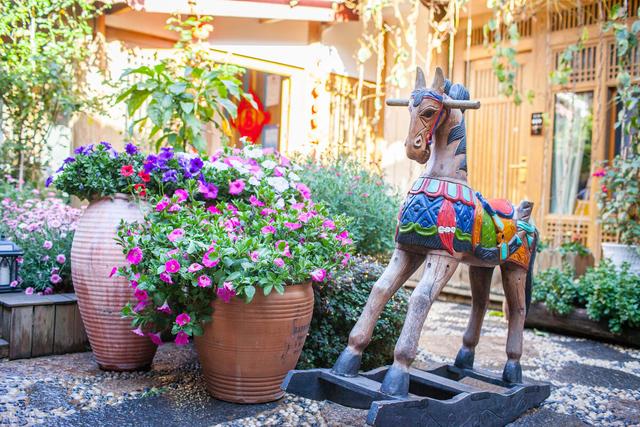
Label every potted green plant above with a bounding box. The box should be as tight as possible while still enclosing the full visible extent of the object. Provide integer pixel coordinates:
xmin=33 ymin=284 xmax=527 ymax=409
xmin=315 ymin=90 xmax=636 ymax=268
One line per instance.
xmin=114 ymin=146 xmax=351 ymax=403
xmin=47 ymin=142 xmax=157 ymax=370
xmin=595 ymin=155 xmax=640 ymax=274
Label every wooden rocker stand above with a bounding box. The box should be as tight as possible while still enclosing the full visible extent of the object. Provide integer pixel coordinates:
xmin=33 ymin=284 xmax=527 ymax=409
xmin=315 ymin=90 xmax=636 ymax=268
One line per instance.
xmin=284 ymin=67 xmax=551 ymax=425
xmin=282 ymin=365 xmax=550 ymax=426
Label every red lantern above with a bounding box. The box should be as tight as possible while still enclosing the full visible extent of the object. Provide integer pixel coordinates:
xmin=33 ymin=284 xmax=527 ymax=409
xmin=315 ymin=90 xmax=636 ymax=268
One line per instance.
xmin=233 ymin=91 xmax=270 ymax=143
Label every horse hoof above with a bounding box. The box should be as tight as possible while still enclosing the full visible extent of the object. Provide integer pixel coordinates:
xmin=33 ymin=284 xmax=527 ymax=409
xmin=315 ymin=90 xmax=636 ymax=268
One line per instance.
xmin=454 ymin=347 xmax=475 ymax=369
xmin=502 ymin=360 xmax=522 ymax=384
xmin=331 ymin=347 xmax=362 ymax=377
xmin=380 ymin=365 xmax=410 ymax=397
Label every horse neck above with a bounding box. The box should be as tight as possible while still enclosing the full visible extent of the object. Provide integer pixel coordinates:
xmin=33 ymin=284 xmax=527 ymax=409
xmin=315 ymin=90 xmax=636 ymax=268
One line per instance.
xmin=423 ymin=108 xmax=468 ymax=184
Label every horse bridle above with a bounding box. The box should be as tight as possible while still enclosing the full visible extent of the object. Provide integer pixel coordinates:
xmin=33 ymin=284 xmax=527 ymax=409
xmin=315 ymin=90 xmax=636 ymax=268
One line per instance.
xmin=410 ymin=89 xmax=450 ymax=150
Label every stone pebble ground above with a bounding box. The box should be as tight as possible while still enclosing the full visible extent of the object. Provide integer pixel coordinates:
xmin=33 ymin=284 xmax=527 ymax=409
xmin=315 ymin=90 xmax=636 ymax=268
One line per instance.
xmin=1 ymin=300 xmax=639 ymax=427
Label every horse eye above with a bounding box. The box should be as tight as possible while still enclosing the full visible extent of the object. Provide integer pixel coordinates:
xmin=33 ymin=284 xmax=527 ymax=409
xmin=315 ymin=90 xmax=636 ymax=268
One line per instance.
xmin=421 ymin=109 xmax=436 ymax=119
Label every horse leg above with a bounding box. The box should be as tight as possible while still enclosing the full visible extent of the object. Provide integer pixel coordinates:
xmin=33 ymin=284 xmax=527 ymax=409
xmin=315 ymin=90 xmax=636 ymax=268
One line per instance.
xmin=380 ymin=253 xmax=459 ymax=397
xmin=500 ymin=263 xmax=528 ymax=383
xmin=332 ymin=248 xmax=424 ymax=377
xmin=454 ymin=265 xmax=494 ymax=369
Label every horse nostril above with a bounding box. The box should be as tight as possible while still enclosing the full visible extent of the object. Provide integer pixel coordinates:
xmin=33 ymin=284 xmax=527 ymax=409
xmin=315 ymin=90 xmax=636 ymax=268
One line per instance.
xmin=413 ymin=136 xmax=422 ymax=148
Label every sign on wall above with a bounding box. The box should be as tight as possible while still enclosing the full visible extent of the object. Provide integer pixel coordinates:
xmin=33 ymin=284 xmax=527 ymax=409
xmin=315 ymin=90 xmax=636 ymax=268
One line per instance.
xmin=531 ymin=112 xmax=543 ymax=136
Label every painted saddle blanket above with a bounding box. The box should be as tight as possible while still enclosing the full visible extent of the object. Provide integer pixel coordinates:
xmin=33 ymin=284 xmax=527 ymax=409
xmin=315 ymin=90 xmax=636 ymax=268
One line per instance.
xmin=395 ymin=176 xmax=536 ymax=269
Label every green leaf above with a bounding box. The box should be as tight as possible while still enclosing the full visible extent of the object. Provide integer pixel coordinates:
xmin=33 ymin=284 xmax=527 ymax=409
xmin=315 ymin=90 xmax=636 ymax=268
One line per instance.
xmin=245 ymin=285 xmax=256 ymax=302
xmin=180 ymin=101 xmax=194 ymax=114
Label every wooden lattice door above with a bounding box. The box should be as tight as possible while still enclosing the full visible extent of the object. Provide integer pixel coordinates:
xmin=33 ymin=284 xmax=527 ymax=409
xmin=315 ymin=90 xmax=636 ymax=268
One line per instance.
xmin=465 ymin=54 xmax=534 ymax=209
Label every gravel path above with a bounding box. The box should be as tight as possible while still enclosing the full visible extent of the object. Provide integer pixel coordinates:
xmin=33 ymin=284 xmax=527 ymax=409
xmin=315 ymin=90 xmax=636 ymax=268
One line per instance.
xmin=1 ymin=300 xmax=639 ymax=426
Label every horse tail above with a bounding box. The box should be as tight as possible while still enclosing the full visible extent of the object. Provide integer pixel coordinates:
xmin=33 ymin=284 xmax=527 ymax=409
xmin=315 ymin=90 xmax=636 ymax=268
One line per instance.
xmin=525 ymin=230 xmax=538 ymax=316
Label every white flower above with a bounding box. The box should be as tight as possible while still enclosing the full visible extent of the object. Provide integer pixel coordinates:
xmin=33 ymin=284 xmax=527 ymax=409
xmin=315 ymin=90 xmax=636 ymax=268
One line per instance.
xmin=248 ymin=176 xmax=260 ymax=186
xmin=275 ymin=198 xmax=285 ymax=209
xmin=267 ymin=176 xmax=290 ymax=193
xmin=209 ymin=161 xmax=229 ymax=171
xmin=245 ymin=147 xmax=263 ymax=159
xmin=261 ymin=160 xmax=277 ymax=170
xmin=288 ymin=172 xmax=300 ymax=182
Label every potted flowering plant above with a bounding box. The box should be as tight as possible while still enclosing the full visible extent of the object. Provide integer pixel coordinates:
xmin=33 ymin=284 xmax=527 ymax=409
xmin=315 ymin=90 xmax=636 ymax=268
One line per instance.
xmin=115 ymin=146 xmax=351 ymax=403
xmin=595 ymin=155 xmax=640 ymax=273
xmin=47 ymin=142 xmax=157 ymax=371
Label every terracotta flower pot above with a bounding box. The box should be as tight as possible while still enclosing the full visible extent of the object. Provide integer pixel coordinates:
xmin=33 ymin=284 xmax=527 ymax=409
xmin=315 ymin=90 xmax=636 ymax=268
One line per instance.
xmin=71 ymin=194 xmax=156 ymax=371
xmin=195 ymin=282 xmax=314 ymax=403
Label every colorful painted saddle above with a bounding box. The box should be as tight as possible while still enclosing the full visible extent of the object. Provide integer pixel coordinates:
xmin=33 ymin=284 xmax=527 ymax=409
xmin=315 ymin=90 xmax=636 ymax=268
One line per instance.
xmin=395 ymin=176 xmax=537 ymax=269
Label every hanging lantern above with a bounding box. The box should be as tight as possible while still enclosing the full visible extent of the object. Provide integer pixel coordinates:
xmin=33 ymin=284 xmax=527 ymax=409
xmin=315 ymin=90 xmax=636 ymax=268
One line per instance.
xmin=0 ymin=235 xmax=23 ymax=293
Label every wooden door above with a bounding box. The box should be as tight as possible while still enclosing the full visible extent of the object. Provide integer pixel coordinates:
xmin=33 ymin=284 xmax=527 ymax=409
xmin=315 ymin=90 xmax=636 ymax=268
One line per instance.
xmin=465 ymin=54 xmax=534 ymax=207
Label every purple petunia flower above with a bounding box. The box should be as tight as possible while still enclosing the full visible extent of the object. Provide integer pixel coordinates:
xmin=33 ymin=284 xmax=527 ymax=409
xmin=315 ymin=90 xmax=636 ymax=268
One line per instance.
xmin=198 ymin=180 xmax=218 ymax=199
xmin=189 ymin=157 xmax=204 ymax=174
xmin=45 ymin=176 xmax=54 ymax=187
xmin=162 ymin=170 xmax=178 ymax=183
xmin=125 ymin=143 xmax=139 ymax=155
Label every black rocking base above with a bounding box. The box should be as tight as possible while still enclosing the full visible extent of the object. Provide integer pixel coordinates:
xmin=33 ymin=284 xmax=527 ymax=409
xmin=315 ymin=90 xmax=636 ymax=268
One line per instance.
xmin=282 ymin=364 xmax=550 ymax=426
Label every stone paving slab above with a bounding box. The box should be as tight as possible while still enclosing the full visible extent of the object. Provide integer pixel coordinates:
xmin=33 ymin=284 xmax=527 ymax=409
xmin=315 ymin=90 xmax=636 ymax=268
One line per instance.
xmin=0 ymin=300 xmax=639 ymax=426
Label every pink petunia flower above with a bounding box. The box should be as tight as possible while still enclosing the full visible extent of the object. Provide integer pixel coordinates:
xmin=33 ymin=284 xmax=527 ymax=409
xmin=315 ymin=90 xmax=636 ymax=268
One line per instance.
xmin=168 ymin=204 xmax=181 ymax=213
xmin=229 ymin=179 xmax=245 ymax=195
xmin=310 ymin=268 xmax=327 ymax=282
xmin=187 ymin=263 xmax=203 ymax=273
xmin=296 ymin=183 xmax=311 ymax=200
xmin=43 ymin=240 xmax=53 ymax=250
xmin=249 ymin=251 xmax=260 ymax=262
xmin=202 ymin=249 xmax=219 ymax=268
xmin=342 ymin=252 xmax=351 ymax=266
xmin=109 ymin=267 xmax=118 ymax=278
xmin=217 ymin=281 xmax=236 ymax=303
xmin=284 ymin=222 xmax=302 ymax=231
xmin=43 ymin=287 xmax=53 ymax=295
xmin=336 ymin=230 xmax=353 ymax=246
xmin=167 ymin=228 xmax=185 ymax=242
xmin=155 ymin=197 xmax=170 ymax=212
xmin=9 ymin=280 xmax=18 ymax=288
xmin=25 ymin=287 xmax=34 ymax=295
xmin=322 ymin=219 xmax=336 ymax=230
xmin=260 ymin=208 xmax=277 ymax=216
xmin=127 ymin=247 xmax=143 ymax=265
xmin=157 ymin=300 xmax=172 ymax=314
xmin=56 ymin=254 xmax=66 ymax=264
xmin=298 ymin=211 xmax=316 ymax=223
xmin=176 ymin=312 xmax=191 ymax=326
xmin=134 ymin=288 xmax=148 ymax=301
xmin=165 ymin=259 xmax=181 ymax=273
xmin=174 ymin=188 xmax=189 ymax=203
xmin=207 ymin=205 xmax=222 ymax=215
xmin=227 ymin=203 xmax=238 ymax=215
xmin=198 ymin=180 xmax=219 ymax=199
xmin=274 ymin=257 xmax=285 ymax=268
xmin=592 ymin=167 xmax=606 ymax=177
xmin=148 ymin=332 xmax=163 ymax=346
xmin=198 ymin=275 xmax=212 ymax=288
xmin=275 ymin=240 xmax=292 ymax=258
xmin=249 ymin=195 xmax=265 ymax=207
xmin=132 ymin=327 xmax=145 ymax=337
xmin=175 ymin=331 xmax=189 ymax=346
xmin=50 ymin=274 xmax=62 ymax=284
xmin=261 ymin=225 xmax=276 ymax=234
xmin=159 ymin=272 xmax=173 ymax=284
xmin=291 ymin=202 xmax=305 ymax=211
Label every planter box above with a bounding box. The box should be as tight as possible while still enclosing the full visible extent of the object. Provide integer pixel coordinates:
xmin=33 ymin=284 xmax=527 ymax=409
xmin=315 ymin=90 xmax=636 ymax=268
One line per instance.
xmin=525 ymin=303 xmax=640 ymax=348
xmin=0 ymin=293 xmax=89 ymax=360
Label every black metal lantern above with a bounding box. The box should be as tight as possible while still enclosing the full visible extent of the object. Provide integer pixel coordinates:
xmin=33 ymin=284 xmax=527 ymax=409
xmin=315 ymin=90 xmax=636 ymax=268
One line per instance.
xmin=0 ymin=235 xmax=23 ymax=293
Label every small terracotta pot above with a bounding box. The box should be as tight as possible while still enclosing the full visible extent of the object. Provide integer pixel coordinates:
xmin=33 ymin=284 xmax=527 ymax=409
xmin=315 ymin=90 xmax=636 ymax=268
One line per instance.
xmin=195 ymin=282 xmax=314 ymax=403
xmin=71 ymin=194 xmax=156 ymax=371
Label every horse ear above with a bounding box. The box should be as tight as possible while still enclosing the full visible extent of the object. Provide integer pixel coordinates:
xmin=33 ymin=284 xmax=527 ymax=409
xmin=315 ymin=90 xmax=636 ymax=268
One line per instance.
xmin=415 ymin=67 xmax=426 ymax=89
xmin=431 ymin=67 xmax=445 ymax=93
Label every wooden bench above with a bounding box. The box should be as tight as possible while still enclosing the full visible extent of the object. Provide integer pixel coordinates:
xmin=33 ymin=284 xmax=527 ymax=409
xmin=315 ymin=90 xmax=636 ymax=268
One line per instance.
xmin=0 ymin=293 xmax=88 ymax=360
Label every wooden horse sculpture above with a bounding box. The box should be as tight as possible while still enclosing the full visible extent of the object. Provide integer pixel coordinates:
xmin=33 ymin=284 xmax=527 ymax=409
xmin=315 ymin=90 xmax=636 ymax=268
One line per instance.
xmin=332 ymin=67 xmax=539 ymax=398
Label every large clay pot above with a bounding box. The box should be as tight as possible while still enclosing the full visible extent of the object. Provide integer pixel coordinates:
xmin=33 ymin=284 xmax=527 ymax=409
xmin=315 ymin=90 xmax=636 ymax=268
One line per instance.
xmin=602 ymin=243 xmax=640 ymax=275
xmin=71 ymin=194 xmax=156 ymax=371
xmin=195 ymin=282 xmax=314 ymax=403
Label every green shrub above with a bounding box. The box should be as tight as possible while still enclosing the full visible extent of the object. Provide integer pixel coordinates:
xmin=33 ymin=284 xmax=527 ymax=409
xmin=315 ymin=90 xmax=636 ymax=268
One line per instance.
xmin=298 ymin=256 xmax=408 ymax=371
xmin=297 ymin=156 xmax=400 ymax=257
xmin=532 ymin=260 xmax=640 ymax=334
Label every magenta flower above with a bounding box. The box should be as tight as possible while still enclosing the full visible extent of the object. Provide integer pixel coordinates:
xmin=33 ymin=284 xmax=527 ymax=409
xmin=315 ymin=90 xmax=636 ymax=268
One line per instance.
xmin=227 ymin=203 xmax=238 ymax=215
xmin=9 ymin=281 xmax=18 ymax=288
xmin=43 ymin=240 xmax=53 ymax=250
xmin=284 ymin=222 xmax=302 ymax=231
xmin=217 ymin=281 xmax=236 ymax=303
xmin=291 ymin=202 xmax=305 ymax=211
xmin=155 ymin=197 xmax=170 ymax=212
xmin=275 ymin=240 xmax=292 ymax=258
xmin=187 ymin=263 xmax=203 ymax=273
xmin=261 ymin=225 xmax=276 ymax=234
xmin=134 ymin=288 xmax=148 ymax=301
xmin=322 ymin=219 xmax=336 ymax=230
xmin=197 ymin=275 xmax=212 ymax=288
xmin=165 ymin=259 xmax=181 ymax=273
xmin=336 ymin=230 xmax=353 ymax=246
xmin=175 ymin=331 xmax=189 ymax=346
xmin=126 ymin=247 xmax=143 ymax=265
xmin=56 ymin=254 xmax=66 ymax=264
xmin=168 ymin=204 xmax=181 ymax=213
xmin=43 ymin=287 xmax=53 ymax=295
xmin=249 ymin=195 xmax=265 ymax=207
xmin=157 ymin=300 xmax=172 ymax=314
xmin=176 ymin=312 xmax=191 ymax=326
xmin=298 ymin=212 xmax=316 ymax=223
xmin=311 ymin=268 xmax=327 ymax=282
xmin=198 ymin=180 xmax=218 ymax=199
xmin=25 ymin=287 xmax=34 ymax=295
xmin=229 ymin=179 xmax=245 ymax=195
xmin=167 ymin=228 xmax=185 ymax=242
xmin=342 ymin=252 xmax=351 ymax=266
xmin=174 ymin=188 xmax=189 ymax=203
xmin=202 ymin=249 xmax=219 ymax=268
xmin=109 ymin=267 xmax=118 ymax=278
xmin=274 ymin=257 xmax=285 ymax=268
xmin=260 ymin=208 xmax=277 ymax=216
xmin=159 ymin=272 xmax=173 ymax=284
xmin=296 ymin=183 xmax=311 ymax=199
xmin=250 ymin=251 xmax=260 ymax=262
xmin=132 ymin=327 xmax=145 ymax=337
xmin=148 ymin=332 xmax=163 ymax=346
xmin=50 ymin=274 xmax=62 ymax=284
xmin=207 ymin=205 xmax=222 ymax=215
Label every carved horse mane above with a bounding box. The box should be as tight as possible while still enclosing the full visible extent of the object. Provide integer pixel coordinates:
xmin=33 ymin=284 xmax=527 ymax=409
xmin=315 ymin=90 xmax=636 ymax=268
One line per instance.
xmin=332 ymin=67 xmax=539 ymax=398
